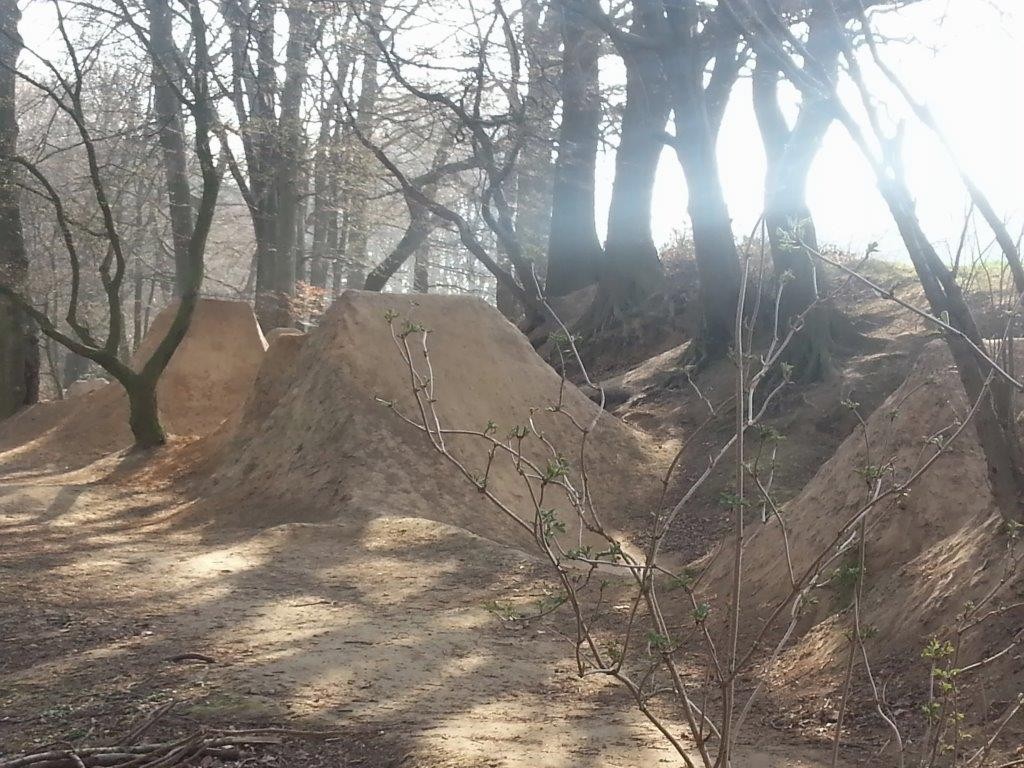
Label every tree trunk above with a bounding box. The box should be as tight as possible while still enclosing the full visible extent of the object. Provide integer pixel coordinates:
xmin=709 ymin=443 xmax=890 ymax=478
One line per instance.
xmin=597 ymin=49 xmax=670 ymax=314
xmin=223 ymin=0 xmax=293 ymax=330
xmin=363 ymin=209 xmax=435 ymax=291
xmin=272 ymin=0 xmax=313 ymax=306
xmin=546 ymin=7 xmax=602 ymax=297
xmin=0 ymin=0 xmax=37 ymax=418
xmin=413 ymin=237 xmax=430 ymax=292
xmin=882 ymin=180 xmax=1024 ymax=520
xmin=667 ymin=32 xmax=742 ymax=361
xmin=753 ymin=12 xmax=841 ymax=380
xmin=764 ymin=205 xmax=834 ymax=380
xmin=513 ymin=0 xmax=559 ymax=288
xmin=125 ymin=375 xmax=165 ymax=448
xmin=343 ymin=0 xmax=382 ymax=288
xmin=146 ymin=0 xmax=195 ymax=298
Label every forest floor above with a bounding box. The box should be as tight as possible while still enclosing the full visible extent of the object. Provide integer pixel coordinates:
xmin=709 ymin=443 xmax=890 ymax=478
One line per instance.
xmin=0 ymin=469 xmax=847 ymax=767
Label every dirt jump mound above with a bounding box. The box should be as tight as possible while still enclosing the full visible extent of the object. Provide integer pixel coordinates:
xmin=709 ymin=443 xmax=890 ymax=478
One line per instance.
xmin=205 ymin=291 xmax=667 ymax=550
xmin=0 ymin=299 xmax=266 ymax=472
xmin=706 ymin=340 xmax=1023 ymax=708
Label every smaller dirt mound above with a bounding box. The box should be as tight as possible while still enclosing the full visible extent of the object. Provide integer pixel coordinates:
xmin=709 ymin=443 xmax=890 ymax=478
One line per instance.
xmin=203 ymin=291 xmax=668 ymax=551
xmin=0 ymin=299 xmax=266 ymax=472
xmin=704 ymin=341 xmax=1022 ymax=711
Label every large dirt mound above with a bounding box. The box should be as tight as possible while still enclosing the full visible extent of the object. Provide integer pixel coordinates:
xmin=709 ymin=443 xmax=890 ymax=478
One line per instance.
xmin=202 ymin=291 xmax=668 ymax=550
xmin=0 ymin=299 xmax=266 ymax=472
xmin=705 ymin=340 xmax=1023 ymax=705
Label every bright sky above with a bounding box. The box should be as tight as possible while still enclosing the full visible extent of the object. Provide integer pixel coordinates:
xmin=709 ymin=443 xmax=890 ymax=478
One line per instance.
xmin=596 ymin=0 xmax=1024 ymax=260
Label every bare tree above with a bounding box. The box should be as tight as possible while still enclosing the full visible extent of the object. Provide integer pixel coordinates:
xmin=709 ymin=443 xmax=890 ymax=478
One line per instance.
xmin=341 ymin=0 xmax=384 ymax=289
xmin=358 ymin=0 xmax=551 ymax=323
xmin=0 ymin=0 xmax=221 ymax=446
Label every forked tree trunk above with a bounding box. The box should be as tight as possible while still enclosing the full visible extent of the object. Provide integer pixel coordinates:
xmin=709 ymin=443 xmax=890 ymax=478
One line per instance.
xmin=753 ymin=11 xmax=841 ymax=381
xmin=363 ymin=209 xmax=435 ymax=291
xmin=546 ymin=7 xmax=602 ymax=297
xmin=755 ymin=69 xmax=835 ymax=379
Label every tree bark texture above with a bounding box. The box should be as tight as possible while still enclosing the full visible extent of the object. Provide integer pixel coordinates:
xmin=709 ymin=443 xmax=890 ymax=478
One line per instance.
xmin=546 ymin=7 xmax=602 ymax=297
xmin=0 ymin=0 xmax=38 ymax=418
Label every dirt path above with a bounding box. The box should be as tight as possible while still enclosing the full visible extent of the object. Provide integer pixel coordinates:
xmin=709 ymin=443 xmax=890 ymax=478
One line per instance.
xmin=0 ymin=473 xmax=843 ymax=767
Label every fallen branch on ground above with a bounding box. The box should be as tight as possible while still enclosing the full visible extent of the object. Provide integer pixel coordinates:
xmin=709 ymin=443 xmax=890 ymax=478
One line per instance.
xmin=0 ymin=726 xmax=344 ymax=768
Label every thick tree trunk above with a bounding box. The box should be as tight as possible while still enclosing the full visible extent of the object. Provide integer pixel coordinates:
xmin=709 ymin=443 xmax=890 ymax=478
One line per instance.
xmin=545 ymin=8 xmax=602 ymax=297
xmin=667 ymin=35 xmax=742 ymax=361
xmin=764 ymin=206 xmax=834 ymax=380
xmin=310 ymin=102 xmax=341 ymax=290
xmin=753 ymin=14 xmax=840 ymax=380
xmin=146 ymin=0 xmax=195 ymax=298
xmin=597 ymin=50 xmax=670 ymax=313
xmin=675 ymin=138 xmax=741 ymax=357
xmin=125 ymin=375 xmax=165 ymax=448
xmin=0 ymin=0 xmax=37 ymax=418
xmin=223 ymin=0 xmax=301 ymax=331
